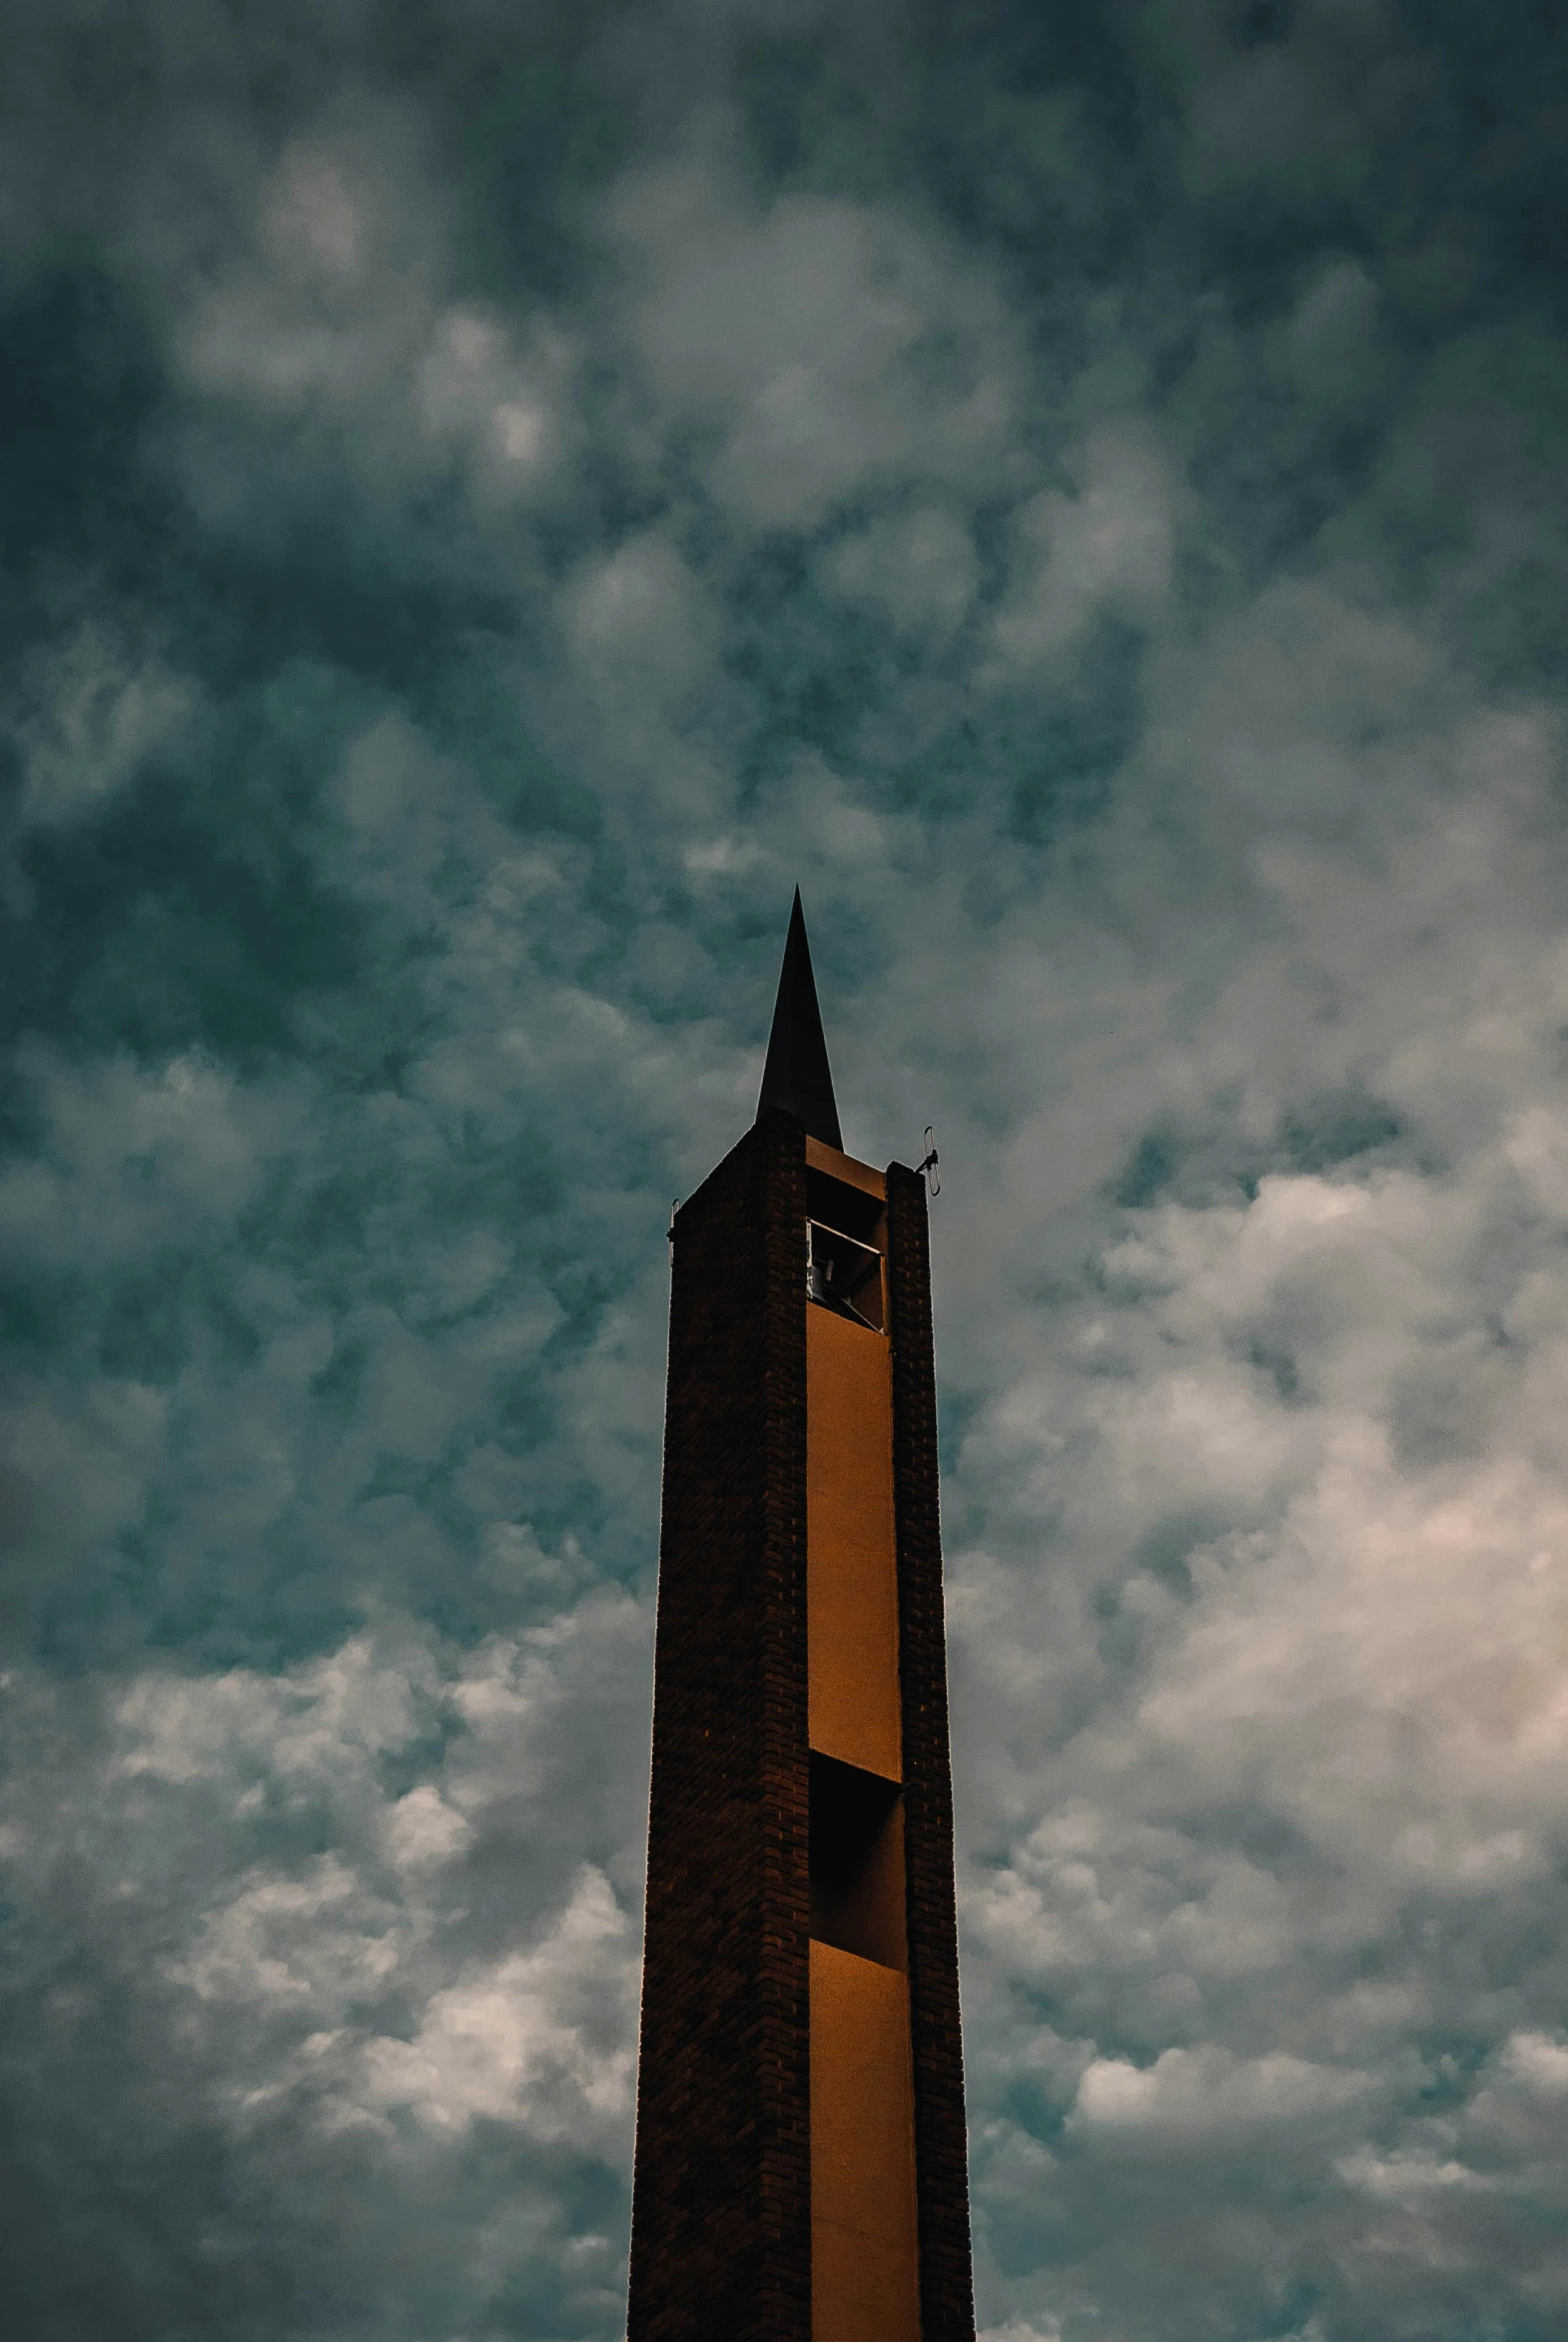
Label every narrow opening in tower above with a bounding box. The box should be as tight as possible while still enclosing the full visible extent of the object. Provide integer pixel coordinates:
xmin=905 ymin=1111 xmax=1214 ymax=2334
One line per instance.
xmin=807 ymin=1221 xmax=885 ymax=1331
xmin=806 ymin=1170 xmax=886 ymax=1332
xmin=809 ymin=1751 xmax=906 ymax=1970
xmin=806 ymin=1167 xmax=882 ymax=1243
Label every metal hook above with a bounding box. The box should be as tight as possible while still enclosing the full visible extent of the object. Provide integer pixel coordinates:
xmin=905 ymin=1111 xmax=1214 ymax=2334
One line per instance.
xmin=667 ymin=1198 xmax=680 ymax=1243
xmin=919 ymin=1129 xmax=940 ymax=1197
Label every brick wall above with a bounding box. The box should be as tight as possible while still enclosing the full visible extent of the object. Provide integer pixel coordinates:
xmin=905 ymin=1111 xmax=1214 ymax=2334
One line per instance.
xmin=887 ymin=1164 xmax=977 ymax=2342
xmin=626 ymin=1110 xmax=811 ymax=2342
xmin=627 ymin=1126 xmax=974 ymax=2341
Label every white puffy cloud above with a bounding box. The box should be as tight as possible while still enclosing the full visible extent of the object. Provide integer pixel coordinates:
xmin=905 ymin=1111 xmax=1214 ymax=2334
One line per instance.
xmin=360 ymin=1865 xmax=634 ymax=2139
xmin=615 ymin=163 xmax=1021 ymax=526
xmin=7 ymin=620 xmax=197 ymax=826
xmin=1070 ymin=2044 xmax=1371 ymax=2137
xmin=0 ymin=1049 xmax=303 ymax=1266
xmin=0 ymin=1596 xmax=648 ymax=2254
xmin=990 ymin=428 xmax=1175 ymax=667
xmin=386 ymin=1783 xmax=472 ymax=1868
xmin=819 ymin=503 xmax=980 ymax=636
xmin=172 ymin=112 xmax=578 ymax=540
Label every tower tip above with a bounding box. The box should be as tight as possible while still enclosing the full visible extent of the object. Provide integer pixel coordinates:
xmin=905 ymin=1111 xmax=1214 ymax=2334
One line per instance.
xmin=756 ymin=891 xmax=843 ymax=1150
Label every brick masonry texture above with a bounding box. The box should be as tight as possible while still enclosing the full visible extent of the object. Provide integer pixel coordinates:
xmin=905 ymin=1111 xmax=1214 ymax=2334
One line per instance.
xmin=887 ymin=1165 xmax=978 ymax=2342
xmin=627 ymin=1122 xmax=974 ymax=2340
xmin=627 ymin=1111 xmax=811 ymax=2342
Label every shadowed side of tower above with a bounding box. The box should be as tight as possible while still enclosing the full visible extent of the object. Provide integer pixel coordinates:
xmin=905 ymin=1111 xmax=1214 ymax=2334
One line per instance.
xmin=627 ymin=901 xmax=974 ymax=2342
xmin=886 ymin=1163 xmax=975 ymax=2334
xmin=627 ymin=1110 xmax=811 ymax=2342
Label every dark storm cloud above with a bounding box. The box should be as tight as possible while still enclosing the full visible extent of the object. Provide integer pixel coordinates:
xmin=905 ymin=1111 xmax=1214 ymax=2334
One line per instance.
xmin=2 ymin=3 xmax=1567 ymax=2337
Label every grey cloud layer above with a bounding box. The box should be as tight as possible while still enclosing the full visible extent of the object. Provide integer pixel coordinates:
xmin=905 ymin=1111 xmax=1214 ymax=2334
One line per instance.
xmin=2 ymin=3 xmax=1567 ymax=2338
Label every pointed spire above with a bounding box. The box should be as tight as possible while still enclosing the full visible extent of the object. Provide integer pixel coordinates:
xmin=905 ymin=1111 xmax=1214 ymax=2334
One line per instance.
xmin=756 ymin=889 xmax=843 ymax=1149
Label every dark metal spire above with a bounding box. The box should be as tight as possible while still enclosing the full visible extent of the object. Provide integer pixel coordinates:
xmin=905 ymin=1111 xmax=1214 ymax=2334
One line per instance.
xmin=756 ymin=889 xmax=843 ymax=1149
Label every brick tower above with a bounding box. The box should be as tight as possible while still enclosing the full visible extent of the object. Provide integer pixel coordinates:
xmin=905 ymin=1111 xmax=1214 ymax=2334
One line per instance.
xmin=626 ymin=894 xmax=974 ymax=2342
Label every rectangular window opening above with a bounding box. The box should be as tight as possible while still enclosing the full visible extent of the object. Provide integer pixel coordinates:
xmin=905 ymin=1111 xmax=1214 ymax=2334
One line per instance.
xmin=807 ymin=1218 xmax=885 ymax=1331
xmin=809 ymin=1750 xmax=906 ymax=1970
xmin=806 ymin=1168 xmax=883 ymax=1245
xmin=806 ymin=1170 xmax=886 ymax=1331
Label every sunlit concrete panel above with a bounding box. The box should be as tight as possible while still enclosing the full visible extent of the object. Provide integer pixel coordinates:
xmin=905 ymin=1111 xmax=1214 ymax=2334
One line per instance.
xmin=807 ymin=1299 xmax=901 ymax=1781
xmin=809 ymin=1938 xmax=921 ymax=2342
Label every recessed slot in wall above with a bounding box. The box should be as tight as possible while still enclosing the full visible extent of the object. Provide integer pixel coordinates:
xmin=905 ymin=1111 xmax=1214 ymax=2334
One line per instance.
xmin=809 ymin=1750 xmax=906 ymax=1971
xmin=806 ymin=1168 xmax=883 ymax=1247
xmin=808 ymin=1218 xmax=885 ymax=1330
xmin=805 ymin=1169 xmax=887 ymax=1331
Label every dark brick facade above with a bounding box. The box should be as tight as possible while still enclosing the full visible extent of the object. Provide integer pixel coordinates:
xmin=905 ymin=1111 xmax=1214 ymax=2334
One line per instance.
xmin=627 ymin=1121 xmax=974 ymax=2340
xmin=887 ymin=1166 xmax=977 ymax=2342
xmin=627 ymin=1110 xmax=812 ymax=2342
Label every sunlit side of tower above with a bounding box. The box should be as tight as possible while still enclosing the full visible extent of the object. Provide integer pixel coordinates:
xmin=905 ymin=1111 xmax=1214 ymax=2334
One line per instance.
xmin=626 ymin=895 xmax=974 ymax=2342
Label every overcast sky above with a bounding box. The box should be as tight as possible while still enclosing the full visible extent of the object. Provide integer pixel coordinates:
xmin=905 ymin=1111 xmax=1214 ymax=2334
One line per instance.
xmin=1 ymin=4 xmax=1566 ymax=2338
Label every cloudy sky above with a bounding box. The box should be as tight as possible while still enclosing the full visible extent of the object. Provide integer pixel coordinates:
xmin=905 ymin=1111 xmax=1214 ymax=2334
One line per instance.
xmin=2 ymin=3 xmax=1566 ymax=2336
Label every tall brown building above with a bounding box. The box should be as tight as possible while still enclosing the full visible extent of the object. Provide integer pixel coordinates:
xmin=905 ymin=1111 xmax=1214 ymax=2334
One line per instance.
xmin=626 ymin=896 xmax=975 ymax=2342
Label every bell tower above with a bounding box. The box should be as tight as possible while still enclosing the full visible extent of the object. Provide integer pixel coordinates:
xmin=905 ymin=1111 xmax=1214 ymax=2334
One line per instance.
xmin=626 ymin=894 xmax=974 ymax=2342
